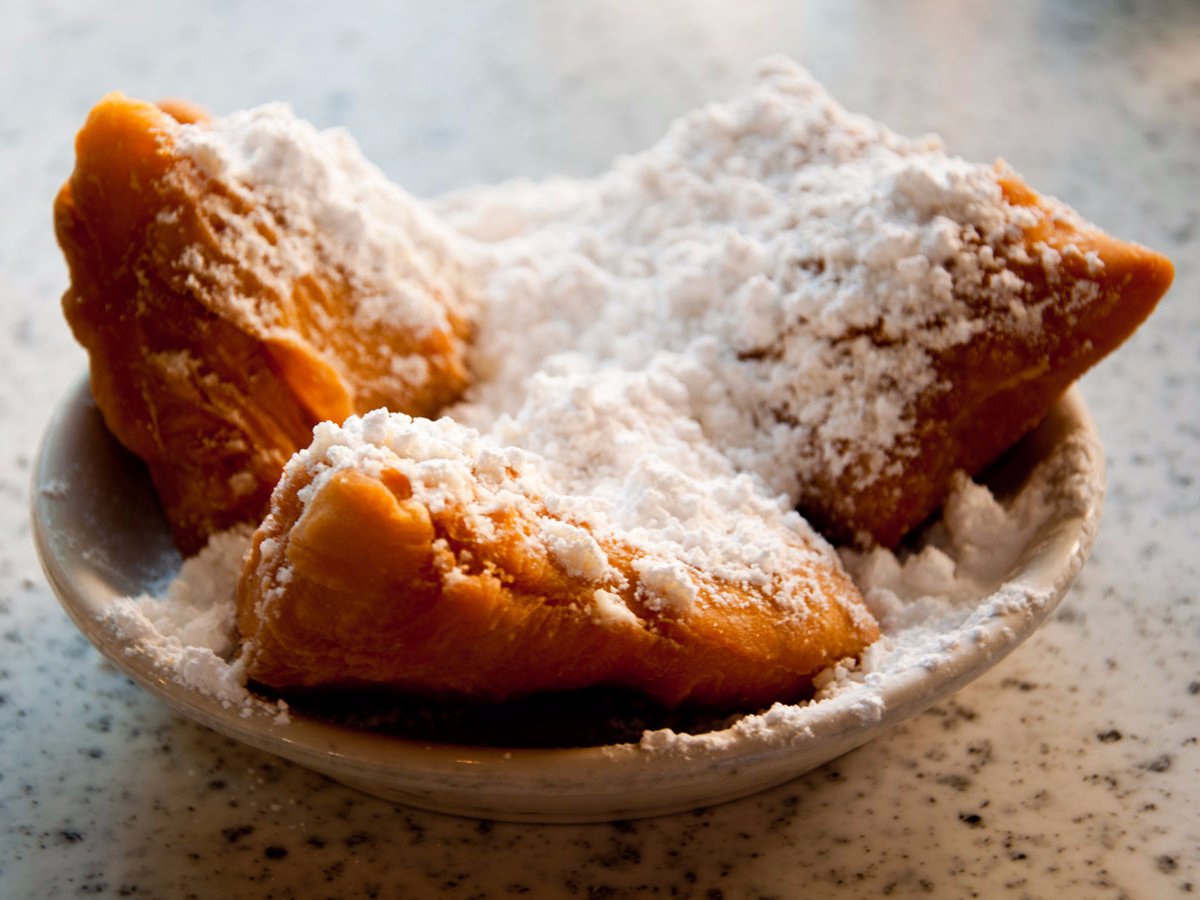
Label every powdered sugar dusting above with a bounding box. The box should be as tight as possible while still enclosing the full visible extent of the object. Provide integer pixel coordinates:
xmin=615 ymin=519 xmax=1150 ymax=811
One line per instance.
xmin=174 ymin=104 xmax=476 ymax=336
xmin=268 ymin=403 xmax=841 ymax=624
xmin=167 ymin=102 xmax=478 ymax=413
xmin=99 ymin=58 xmax=1106 ymax=746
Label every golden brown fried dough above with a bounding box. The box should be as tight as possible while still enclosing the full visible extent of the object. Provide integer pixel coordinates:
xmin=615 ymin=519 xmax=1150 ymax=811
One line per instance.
xmin=54 ymin=81 xmax=1173 ymax=714
xmin=237 ymin=417 xmax=878 ymax=707
xmin=55 ymin=94 xmax=472 ymax=554
xmin=796 ymin=172 xmax=1173 ymax=547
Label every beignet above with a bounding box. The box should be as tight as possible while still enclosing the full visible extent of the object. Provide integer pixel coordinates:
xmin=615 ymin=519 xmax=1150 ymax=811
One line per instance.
xmin=438 ymin=59 xmax=1173 ymax=547
xmin=237 ymin=409 xmax=878 ymax=706
xmin=793 ymin=173 xmax=1173 ymax=545
xmin=55 ymin=95 xmax=475 ymax=553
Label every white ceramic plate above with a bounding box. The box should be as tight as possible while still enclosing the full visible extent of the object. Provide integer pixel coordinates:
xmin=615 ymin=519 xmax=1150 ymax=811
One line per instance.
xmin=32 ymin=377 xmax=1104 ymax=823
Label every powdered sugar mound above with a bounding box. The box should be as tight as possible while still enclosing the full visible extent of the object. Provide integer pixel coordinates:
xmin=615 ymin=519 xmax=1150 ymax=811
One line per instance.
xmin=104 ymin=527 xmax=286 ymax=720
xmin=487 ymin=367 xmax=845 ymax=597
xmin=442 ymin=56 xmax=1065 ymax=506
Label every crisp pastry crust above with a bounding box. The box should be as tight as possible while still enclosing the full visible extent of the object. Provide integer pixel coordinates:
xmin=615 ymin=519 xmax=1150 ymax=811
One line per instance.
xmin=54 ymin=95 xmax=472 ymax=554
xmin=237 ymin=416 xmax=879 ymax=706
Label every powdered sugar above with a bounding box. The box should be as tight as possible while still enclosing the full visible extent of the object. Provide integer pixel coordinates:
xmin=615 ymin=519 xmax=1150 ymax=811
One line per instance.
xmin=174 ymin=104 xmax=476 ymax=340
xmin=268 ymin=403 xmax=841 ymax=623
xmin=103 ymin=526 xmax=284 ymax=718
xmin=167 ymin=102 xmax=478 ymax=418
xmin=99 ymin=58 xmax=1104 ymax=744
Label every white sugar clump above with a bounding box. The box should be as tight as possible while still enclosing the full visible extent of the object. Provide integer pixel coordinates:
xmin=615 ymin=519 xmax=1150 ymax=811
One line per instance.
xmin=102 ymin=57 xmax=1100 ymax=742
xmin=104 ymin=526 xmax=284 ymax=718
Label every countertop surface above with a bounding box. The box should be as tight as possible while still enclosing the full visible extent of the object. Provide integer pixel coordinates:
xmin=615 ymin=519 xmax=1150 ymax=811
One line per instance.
xmin=3 ymin=1 xmax=1197 ymax=896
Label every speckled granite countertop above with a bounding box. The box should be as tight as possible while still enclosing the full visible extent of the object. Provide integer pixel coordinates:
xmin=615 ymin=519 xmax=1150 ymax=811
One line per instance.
xmin=3 ymin=1 xmax=1198 ymax=896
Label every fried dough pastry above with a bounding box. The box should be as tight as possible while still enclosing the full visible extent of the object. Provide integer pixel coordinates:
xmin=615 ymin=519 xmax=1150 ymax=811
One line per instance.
xmin=56 ymin=64 xmax=1174 ymax=713
xmin=237 ymin=412 xmax=879 ymax=706
xmin=797 ymin=174 xmax=1174 ymax=547
xmin=55 ymin=95 xmax=473 ymax=553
